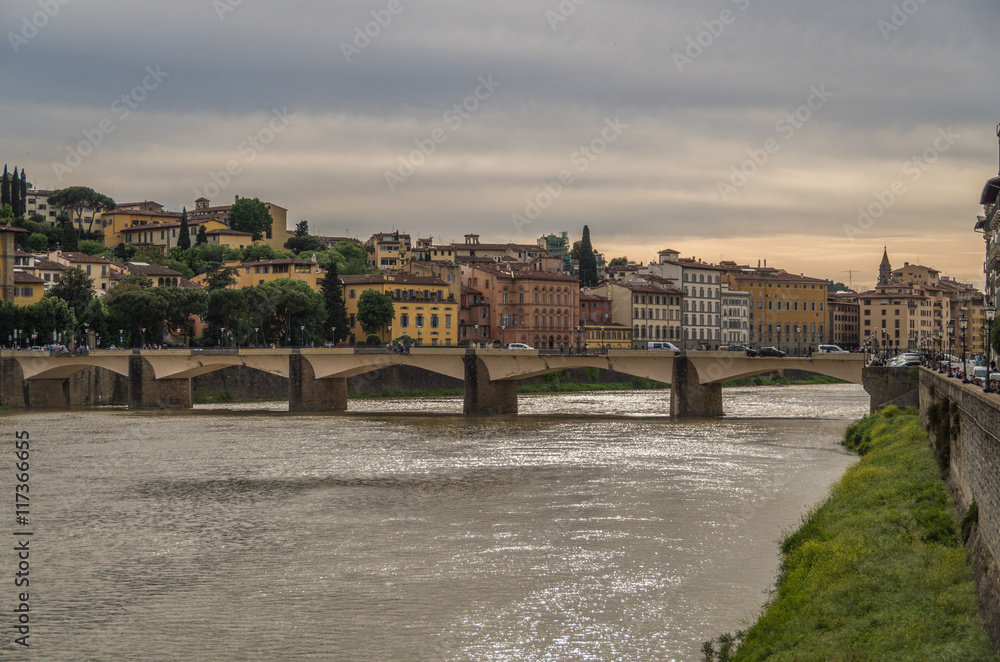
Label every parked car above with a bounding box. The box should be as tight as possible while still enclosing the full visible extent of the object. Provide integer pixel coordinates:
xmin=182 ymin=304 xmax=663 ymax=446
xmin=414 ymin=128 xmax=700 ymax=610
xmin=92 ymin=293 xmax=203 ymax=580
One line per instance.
xmin=758 ymin=346 xmax=787 ymax=358
xmin=506 ymin=343 xmax=534 ymax=350
xmin=817 ymin=344 xmax=849 ymax=354
xmin=725 ymin=344 xmax=759 ymax=357
xmin=647 ymin=342 xmax=681 ymax=351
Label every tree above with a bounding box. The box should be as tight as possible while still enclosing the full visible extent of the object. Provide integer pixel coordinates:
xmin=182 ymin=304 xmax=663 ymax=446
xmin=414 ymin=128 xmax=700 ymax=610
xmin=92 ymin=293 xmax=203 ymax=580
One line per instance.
xmin=178 ymin=207 xmax=191 ymax=250
xmin=357 ymin=289 xmax=394 ymax=336
xmin=256 ymin=279 xmax=326 ymax=347
xmin=104 ymin=289 xmax=167 ymax=347
xmin=827 ymin=281 xmax=850 ymax=292
xmin=1 ymin=165 xmax=9 ymax=208
xmin=10 ymin=167 xmax=20 ymax=219
xmin=284 ymin=234 xmax=323 ymax=254
xmin=609 ymin=257 xmax=630 ymax=266
xmin=26 ymin=233 xmax=48 ymax=252
xmin=155 ymin=288 xmax=207 ymax=346
xmin=227 ymin=197 xmax=272 ymax=241
xmin=320 ymin=263 xmax=350 ymax=343
xmin=27 ymin=296 xmax=76 ymax=345
xmin=0 ymin=204 xmax=12 ymax=221
xmin=19 ymin=169 xmax=27 ymax=218
xmin=196 ymin=224 xmax=208 ymax=246
xmin=295 ymin=220 xmax=309 ymax=236
xmin=77 ymin=240 xmax=109 ymax=257
xmin=59 ymin=215 xmax=78 ymax=251
xmin=577 ymin=225 xmax=599 ymax=287
xmin=47 ymin=186 xmax=116 ymax=236
xmin=570 ymin=240 xmax=582 ymax=262
xmin=46 ymin=266 xmax=94 ymax=319
xmin=205 ymin=265 xmax=237 ymax=290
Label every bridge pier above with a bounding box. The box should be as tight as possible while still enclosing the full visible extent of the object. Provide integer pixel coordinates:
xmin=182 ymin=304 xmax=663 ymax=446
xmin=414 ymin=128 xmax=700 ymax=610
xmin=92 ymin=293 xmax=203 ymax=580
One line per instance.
xmin=670 ymin=357 xmax=723 ymax=417
xmin=464 ymin=355 xmax=517 ymax=415
xmin=289 ymin=353 xmax=347 ymax=412
xmin=0 ymin=357 xmax=26 ymax=408
xmin=128 ymin=355 xmax=192 ymax=410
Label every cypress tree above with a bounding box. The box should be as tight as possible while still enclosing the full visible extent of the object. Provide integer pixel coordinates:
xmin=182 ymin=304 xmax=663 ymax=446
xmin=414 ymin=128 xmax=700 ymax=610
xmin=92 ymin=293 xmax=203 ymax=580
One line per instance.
xmin=10 ymin=168 xmax=20 ymax=218
xmin=196 ymin=223 xmax=208 ymax=246
xmin=320 ymin=262 xmax=350 ymax=344
xmin=578 ymin=225 xmax=599 ymax=287
xmin=1 ymin=165 xmax=9 ymax=208
xmin=19 ymin=169 xmax=27 ymax=218
xmin=60 ymin=215 xmax=78 ymax=252
xmin=178 ymin=207 xmax=191 ymax=250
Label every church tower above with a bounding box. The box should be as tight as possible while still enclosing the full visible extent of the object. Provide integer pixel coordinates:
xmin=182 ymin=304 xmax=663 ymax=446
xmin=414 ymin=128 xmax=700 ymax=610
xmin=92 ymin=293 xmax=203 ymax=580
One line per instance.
xmin=878 ymin=247 xmax=892 ymax=286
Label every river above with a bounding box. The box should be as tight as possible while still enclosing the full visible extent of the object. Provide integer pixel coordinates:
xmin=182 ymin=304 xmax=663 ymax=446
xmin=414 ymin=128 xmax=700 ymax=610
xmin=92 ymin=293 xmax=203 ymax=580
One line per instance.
xmin=1 ymin=384 xmax=867 ymax=661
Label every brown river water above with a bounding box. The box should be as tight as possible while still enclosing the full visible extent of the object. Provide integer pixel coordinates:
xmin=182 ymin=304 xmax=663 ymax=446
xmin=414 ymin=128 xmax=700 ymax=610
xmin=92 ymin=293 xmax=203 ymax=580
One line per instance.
xmin=0 ymin=384 xmax=868 ymax=661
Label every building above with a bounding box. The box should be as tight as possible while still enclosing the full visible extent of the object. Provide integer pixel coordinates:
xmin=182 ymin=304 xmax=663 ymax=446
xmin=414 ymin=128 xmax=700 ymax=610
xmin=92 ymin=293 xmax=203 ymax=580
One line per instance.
xmin=47 ymin=251 xmax=114 ymax=295
xmin=192 ymin=258 xmax=326 ymax=290
xmin=462 ymin=261 xmax=582 ymax=349
xmin=584 ymin=279 xmax=683 ymax=348
xmin=720 ymin=284 xmax=750 ymax=346
xmin=828 ymin=293 xmax=860 ymax=350
xmin=100 ymin=201 xmax=181 ymax=244
xmin=405 ymin=260 xmax=462 ymax=302
xmin=721 ymin=262 xmax=829 ymax=355
xmin=366 ymin=231 xmax=412 ymax=270
xmin=187 ymin=197 xmax=293 ymax=251
xmin=340 ymin=273 xmax=458 ymax=346
xmin=645 ymin=249 xmax=723 ymax=349
xmin=0 ymin=225 xmax=29 ymax=300
xmin=119 ymin=218 xmax=229 ymax=252
xmin=451 ymin=234 xmax=545 ymax=264
xmin=12 ymin=271 xmax=43 ymax=306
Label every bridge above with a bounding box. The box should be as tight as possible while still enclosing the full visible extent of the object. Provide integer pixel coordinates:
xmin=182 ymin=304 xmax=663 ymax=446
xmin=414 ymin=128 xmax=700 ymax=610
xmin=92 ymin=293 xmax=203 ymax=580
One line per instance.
xmin=0 ymin=349 xmax=865 ymax=417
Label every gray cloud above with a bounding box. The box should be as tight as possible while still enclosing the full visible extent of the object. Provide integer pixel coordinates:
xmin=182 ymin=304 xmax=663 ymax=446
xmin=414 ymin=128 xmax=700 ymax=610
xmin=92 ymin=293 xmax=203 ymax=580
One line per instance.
xmin=2 ymin=0 xmax=996 ymax=286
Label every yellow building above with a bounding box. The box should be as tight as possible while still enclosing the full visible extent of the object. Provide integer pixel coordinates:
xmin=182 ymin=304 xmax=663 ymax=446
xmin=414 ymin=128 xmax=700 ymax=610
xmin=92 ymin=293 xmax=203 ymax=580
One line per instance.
xmin=120 ymin=219 xmax=230 ymax=252
xmin=1 ymin=225 xmax=29 ymax=300
xmin=48 ymin=251 xmax=115 ymax=295
xmin=583 ymin=324 xmax=632 ymax=350
xmin=192 ymin=258 xmax=325 ymax=290
xmin=99 ymin=201 xmax=181 ymax=244
xmin=341 ymin=273 xmax=458 ymax=346
xmin=366 ymin=231 xmax=412 ymax=270
xmin=188 ymin=197 xmax=293 ymax=251
xmin=12 ymin=271 xmax=44 ymax=306
xmin=721 ymin=263 xmax=830 ymax=355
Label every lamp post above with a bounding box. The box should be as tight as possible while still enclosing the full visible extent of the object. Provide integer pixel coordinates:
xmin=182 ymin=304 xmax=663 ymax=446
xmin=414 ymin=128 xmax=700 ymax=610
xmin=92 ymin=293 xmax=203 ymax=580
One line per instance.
xmin=300 ymin=325 xmax=305 ymax=348
xmin=254 ymin=326 xmax=259 ymax=348
xmin=474 ymin=324 xmax=479 ymax=349
xmin=946 ymin=321 xmax=954 ymax=371
xmin=119 ymin=328 xmax=123 ymax=348
xmin=986 ymin=304 xmax=996 ymax=392
xmin=331 ymin=326 xmax=336 ymax=348
xmin=960 ymin=315 xmax=968 ymax=382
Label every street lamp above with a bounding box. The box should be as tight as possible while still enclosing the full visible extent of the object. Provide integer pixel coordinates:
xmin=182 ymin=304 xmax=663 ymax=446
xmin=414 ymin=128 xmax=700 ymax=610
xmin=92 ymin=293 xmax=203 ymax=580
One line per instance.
xmin=119 ymin=328 xmax=123 ymax=347
xmin=331 ymin=326 xmax=336 ymax=347
xmin=985 ymin=304 xmax=996 ymax=392
xmin=960 ymin=315 xmax=968 ymax=382
xmin=254 ymin=326 xmax=259 ymax=348
xmin=473 ymin=324 xmax=479 ymax=349
xmin=300 ymin=325 xmax=305 ymax=348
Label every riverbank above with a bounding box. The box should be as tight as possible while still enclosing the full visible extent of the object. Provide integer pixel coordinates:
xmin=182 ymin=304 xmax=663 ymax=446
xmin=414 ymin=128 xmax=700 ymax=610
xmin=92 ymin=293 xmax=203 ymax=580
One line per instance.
xmin=704 ymin=407 xmax=998 ymax=661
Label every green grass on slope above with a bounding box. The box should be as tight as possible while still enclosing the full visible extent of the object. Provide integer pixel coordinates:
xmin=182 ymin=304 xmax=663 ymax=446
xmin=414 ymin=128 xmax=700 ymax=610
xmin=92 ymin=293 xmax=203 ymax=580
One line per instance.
xmin=730 ymin=406 xmax=997 ymax=662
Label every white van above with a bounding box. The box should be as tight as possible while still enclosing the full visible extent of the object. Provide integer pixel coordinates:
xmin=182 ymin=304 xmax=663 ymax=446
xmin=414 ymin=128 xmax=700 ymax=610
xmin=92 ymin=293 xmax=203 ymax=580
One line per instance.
xmin=817 ymin=345 xmax=849 ymax=354
xmin=647 ymin=342 xmax=680 ymax=351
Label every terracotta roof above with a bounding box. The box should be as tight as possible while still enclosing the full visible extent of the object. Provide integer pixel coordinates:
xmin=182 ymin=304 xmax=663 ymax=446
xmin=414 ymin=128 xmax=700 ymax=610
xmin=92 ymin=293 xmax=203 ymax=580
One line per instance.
xmin=179 ymin=278 xmax=206 ymax=289
xmin=0 ymin=224 xmax=28 ymax=233
xmin=340 ymin=274 xmax=446 ymax=286
xmin=57 ymin=252 xmax=111 ymax=264
xmin=208 ymin=228 xmax=252 ymax=237
xmin=240 ymin=259 xmax=317 ymax=268
xmin=32 ymin=258 xmax=64 ymax=271
xmin=13 ymin=271 xmax=44 ymax=284
xmin=124 ymin=263 xmax=183 ymax=277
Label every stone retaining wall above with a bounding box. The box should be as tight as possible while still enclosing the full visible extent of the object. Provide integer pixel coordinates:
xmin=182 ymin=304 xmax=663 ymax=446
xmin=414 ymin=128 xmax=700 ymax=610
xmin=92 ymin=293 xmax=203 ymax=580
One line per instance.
xmin=919 ymin=369 xmax=1000 ymax=648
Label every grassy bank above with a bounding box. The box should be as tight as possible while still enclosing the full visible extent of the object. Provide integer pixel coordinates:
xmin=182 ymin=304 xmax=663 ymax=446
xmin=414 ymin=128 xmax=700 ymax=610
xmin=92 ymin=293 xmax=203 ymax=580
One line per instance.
xmin=705 ymin=407 xmax=997 ymax=662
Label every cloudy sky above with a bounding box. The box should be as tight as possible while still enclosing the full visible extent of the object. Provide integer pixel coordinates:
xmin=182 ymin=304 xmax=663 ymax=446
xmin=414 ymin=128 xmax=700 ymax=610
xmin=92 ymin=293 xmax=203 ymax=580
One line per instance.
xmin=2 ymin=0 xmax=996 ymax=290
